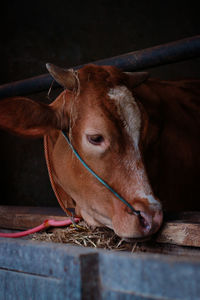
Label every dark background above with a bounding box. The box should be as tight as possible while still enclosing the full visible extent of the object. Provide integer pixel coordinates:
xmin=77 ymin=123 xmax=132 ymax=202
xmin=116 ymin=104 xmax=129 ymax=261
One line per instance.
xmin=0 ymin=0 xmax=199 ymax=207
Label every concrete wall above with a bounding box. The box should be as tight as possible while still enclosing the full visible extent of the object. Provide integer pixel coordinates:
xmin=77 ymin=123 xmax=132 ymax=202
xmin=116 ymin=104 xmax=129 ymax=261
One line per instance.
xmin=0 ymin=1 xmax=199 ymax=206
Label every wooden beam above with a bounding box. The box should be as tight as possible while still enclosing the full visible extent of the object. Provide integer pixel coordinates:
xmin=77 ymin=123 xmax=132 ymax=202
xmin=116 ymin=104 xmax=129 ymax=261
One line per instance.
xmin=0 ymin=206 xmax=67 ymax=230
xmin=155 ymin=222 xmax=200 ymax=247
xmin=135 ymin=241 xmax=200 ymax=256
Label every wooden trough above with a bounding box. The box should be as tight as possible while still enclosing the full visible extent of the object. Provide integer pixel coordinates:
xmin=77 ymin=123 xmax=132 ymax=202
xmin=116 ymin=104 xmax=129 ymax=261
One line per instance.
xmin=0 ymin=206 xmax=200 ymax=300
xmin=0 ymin=36 xmax=200 ymax=299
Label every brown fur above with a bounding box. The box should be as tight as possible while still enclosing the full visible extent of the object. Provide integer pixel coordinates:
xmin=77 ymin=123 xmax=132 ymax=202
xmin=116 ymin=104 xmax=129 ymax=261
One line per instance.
xmin=134 ymin=78 xmax=200 ymax=211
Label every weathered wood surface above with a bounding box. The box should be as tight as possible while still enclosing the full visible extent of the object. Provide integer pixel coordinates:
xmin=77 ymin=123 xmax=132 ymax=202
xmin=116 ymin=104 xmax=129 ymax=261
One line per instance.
xmin=135 ymin=241 xmax=200 ymax=257
xmin=156 ymin=222 xmax=200 ymax=247
xmin=0 ymin=206 xmax=200 ymax=248
xmin=0 ymin=206 xmax=66 ymax=230
xmin=1 ymin=239 xmax=200 ymax=300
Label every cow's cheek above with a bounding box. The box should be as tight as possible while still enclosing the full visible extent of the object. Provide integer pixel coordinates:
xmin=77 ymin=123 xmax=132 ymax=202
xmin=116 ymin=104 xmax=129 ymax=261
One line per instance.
xmin=78 ymin=208 xmax=105 ymax=227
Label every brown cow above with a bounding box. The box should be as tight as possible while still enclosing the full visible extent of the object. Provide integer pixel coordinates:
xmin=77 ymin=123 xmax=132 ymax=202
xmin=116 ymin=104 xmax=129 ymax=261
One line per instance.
xmin=0 ymin=64 xmax=199 ymax=239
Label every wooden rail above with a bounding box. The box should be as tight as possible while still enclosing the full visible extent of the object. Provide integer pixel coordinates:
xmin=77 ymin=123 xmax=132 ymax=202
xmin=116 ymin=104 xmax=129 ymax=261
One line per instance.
xmin=0 ymin=206 xmax=66 ymax=230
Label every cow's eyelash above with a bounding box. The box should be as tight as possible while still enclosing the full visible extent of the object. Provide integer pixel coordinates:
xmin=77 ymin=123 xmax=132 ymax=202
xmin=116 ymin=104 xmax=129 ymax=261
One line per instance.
xmin=87 ymin=134 xmax=104 ymax=145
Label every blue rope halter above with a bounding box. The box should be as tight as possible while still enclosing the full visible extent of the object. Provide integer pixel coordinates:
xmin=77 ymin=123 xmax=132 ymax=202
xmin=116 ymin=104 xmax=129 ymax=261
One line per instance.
xmin=62 ymin=131 xmax=140 ymax=216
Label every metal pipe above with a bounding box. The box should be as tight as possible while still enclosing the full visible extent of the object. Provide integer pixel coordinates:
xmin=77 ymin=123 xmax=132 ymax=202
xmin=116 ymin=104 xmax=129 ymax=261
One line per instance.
xmin=0 ymin=35 xmax=200 ymax=98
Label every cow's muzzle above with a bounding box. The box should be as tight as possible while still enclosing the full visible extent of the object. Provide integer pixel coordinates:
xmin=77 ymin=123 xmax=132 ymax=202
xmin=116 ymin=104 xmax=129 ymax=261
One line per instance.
xmin=112 ymin=199 xmax=163 ymax=239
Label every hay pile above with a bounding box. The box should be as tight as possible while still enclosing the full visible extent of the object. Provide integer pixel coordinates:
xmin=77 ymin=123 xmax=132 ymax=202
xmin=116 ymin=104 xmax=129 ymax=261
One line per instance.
xmin=32 ymin=221 xmax=137 ymax=252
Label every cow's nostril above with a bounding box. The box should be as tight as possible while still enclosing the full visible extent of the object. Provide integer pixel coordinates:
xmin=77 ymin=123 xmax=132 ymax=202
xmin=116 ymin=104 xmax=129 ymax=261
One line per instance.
xmin=138 ymin=212 xmax=151 ymax=232
xmin=126 ymin=206 xmax=152 ymax=232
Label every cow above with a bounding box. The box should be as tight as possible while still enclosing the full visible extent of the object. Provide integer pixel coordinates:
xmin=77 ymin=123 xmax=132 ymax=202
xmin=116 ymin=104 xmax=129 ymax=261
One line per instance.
xmin=0 ymin=64 xmax=199 ymax=239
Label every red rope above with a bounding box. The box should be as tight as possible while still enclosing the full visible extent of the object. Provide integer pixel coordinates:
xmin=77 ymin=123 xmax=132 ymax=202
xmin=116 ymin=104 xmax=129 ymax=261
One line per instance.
xmin=0 ymin=217 xmax=80 ymax=238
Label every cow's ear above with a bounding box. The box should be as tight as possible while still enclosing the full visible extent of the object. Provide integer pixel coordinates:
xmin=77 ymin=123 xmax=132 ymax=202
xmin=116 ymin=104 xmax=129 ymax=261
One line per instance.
xmin=0 ymin=97 xmax=65 ymax=137
xmin=46 ymin=63 xmax=78 ymax=91
xmin=125 ymin=72 xmax=150 ymax=87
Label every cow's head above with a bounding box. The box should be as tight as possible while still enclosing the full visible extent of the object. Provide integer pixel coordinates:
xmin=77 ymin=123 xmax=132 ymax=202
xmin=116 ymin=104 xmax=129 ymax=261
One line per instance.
xmin=0 ymin=64 xmax=163 ymax=239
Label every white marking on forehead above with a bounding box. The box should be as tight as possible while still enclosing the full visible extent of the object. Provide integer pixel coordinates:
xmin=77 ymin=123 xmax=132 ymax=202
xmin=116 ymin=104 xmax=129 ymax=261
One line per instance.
xmin=108 ymin=86 xmax=161 ymax=207
xmin=108 ymin=86 xmax=141 ymax=146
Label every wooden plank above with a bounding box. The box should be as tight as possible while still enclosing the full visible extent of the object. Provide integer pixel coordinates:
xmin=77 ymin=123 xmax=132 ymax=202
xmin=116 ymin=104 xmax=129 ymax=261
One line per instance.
xmin=155 ymin=222 xmax=200 ymax=247
xmin=135 ymin=241 xmax=200 ymax=257
xmin=0 ymin=205 xmax=66 ymax=215
xmin=0 ymin=206 xmax=67 ymax=230
xmin=1 ymin=239 xmax=200 ymax=300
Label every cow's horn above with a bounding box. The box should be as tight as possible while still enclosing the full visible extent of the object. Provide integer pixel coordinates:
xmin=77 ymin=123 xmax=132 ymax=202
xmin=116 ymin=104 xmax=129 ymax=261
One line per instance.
xmin=124 ymin=71 xmax=150 ymax=87
xmin=46 ymin=63 xmax=77 ymax=90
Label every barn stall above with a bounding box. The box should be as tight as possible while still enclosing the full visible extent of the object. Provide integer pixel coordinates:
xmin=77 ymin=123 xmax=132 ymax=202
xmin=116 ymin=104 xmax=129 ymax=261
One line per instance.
xmin=0 ymin=36 xmax=200 ymax=299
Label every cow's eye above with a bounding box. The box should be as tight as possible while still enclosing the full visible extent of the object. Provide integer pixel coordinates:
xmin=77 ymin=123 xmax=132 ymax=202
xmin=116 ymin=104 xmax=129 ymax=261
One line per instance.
xmin=87 ymin=134 xmax=104 ymax=145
